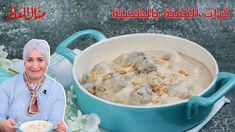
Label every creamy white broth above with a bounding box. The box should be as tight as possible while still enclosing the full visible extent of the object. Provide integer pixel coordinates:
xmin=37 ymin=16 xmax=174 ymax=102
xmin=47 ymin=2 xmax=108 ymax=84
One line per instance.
xmin=20 ymin=120 xmax=52 ymax=132
xmin=80 ymin=51 xmax=212 ymax=106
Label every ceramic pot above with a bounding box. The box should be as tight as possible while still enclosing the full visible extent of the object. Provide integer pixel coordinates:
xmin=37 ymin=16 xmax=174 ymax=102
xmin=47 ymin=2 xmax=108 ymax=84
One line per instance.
xmin=56 ymin=29 xmax=235 ymax=132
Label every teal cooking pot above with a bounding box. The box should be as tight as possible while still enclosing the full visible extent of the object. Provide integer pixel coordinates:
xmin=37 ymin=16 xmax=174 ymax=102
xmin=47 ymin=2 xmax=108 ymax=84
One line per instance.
xmin=56 ymin=29 xmax=235 ymax=132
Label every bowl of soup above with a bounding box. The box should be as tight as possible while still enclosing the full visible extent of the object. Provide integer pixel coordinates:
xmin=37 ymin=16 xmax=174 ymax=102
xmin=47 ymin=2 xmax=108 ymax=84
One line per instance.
xmin=18 ymin=120 xmax=53 ymax=132
xmin=56 ymin=29 xmax=235 ymax=132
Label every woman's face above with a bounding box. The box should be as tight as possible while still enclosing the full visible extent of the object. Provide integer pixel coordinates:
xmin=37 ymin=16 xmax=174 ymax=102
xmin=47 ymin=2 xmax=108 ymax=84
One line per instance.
xmin=24 ymin=49 xmax=48 ymax=82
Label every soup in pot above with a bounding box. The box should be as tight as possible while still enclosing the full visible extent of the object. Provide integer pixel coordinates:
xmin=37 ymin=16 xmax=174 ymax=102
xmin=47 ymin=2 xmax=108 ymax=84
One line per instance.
xmin=80 ymin=51 xmax=213 ymax=106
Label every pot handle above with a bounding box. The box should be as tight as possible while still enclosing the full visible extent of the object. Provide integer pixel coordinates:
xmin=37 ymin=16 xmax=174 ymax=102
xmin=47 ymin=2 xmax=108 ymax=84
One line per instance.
xmin=0 ymin=68 xmax=11 ymax=84
xmin=56 ymin=29 xmax=106 ymax=64
xmin=187 ymin=72 xmax=235 ymax=119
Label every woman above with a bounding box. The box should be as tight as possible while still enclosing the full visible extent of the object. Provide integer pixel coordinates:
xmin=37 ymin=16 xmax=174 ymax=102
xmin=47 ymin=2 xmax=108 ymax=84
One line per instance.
xmin=0 ymin=39 xmax=67 ymax=132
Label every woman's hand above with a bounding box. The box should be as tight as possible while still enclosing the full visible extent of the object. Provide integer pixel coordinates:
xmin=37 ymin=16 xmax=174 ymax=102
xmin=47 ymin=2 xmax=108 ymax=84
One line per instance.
xmin=0 ymin=118 xmax=16 ymax=132
xmin=54 ymin=121 xmax=67 ymax=132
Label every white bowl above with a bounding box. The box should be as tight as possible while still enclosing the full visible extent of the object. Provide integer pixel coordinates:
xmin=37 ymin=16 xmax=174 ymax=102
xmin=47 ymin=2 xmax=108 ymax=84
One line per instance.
xmin=19 ymin=120 xmax=53 ymax=132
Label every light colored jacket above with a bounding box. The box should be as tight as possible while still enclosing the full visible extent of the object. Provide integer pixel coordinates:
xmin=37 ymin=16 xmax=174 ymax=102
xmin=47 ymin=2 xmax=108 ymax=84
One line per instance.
xmin=0 ymin=73 xmax=66 ymax=126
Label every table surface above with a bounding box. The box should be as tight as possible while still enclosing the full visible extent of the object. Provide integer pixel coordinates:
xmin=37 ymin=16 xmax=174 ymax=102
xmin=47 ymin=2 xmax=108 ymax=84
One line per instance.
xmin=0 ymin=1 xmax=235 ymax=131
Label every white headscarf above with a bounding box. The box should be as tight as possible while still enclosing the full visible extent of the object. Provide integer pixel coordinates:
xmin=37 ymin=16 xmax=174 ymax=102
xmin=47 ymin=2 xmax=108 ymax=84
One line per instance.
xmin=23 ymin=39 xmax=50 ymax=64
